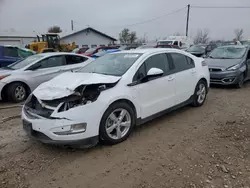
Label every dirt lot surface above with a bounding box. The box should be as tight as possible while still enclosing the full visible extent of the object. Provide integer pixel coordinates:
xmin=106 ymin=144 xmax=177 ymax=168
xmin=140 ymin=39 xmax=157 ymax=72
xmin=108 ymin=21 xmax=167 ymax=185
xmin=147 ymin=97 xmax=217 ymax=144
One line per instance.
xmin=1 ymin=84 xmax=250 ymax=188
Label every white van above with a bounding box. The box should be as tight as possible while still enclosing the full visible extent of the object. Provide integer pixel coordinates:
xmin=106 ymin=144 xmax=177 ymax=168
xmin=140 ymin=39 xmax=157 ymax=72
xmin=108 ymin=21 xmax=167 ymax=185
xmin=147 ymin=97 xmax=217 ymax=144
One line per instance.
xmin=157 ymin=36 xmax=193 ymax=50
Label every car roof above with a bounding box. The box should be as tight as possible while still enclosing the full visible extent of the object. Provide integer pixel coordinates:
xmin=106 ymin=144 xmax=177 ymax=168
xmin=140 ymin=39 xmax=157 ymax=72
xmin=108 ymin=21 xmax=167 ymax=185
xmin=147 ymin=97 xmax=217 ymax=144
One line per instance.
xmin=115 ymin=48 xmax=182 ymax=55
xmin=217 ymin=45 xmax=248 ymax=48
xmin=37 ymin=52 xmax=86 ymax=57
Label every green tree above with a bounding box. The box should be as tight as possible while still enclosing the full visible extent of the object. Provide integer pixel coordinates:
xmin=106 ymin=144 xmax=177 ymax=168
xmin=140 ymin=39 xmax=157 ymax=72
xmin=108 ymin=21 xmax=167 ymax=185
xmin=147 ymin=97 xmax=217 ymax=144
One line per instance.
xmin=48 ymin=26 xmax=62 ymax=33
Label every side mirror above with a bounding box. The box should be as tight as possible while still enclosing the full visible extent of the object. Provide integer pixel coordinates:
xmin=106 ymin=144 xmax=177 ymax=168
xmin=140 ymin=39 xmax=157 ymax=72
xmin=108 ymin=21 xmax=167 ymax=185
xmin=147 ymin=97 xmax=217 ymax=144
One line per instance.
xmin=147 ymin=68 xmax=164 ymax=77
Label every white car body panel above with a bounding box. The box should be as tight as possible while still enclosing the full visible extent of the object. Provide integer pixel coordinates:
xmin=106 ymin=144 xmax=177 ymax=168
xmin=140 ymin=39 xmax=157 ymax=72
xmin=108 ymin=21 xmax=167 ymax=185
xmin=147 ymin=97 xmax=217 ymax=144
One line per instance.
xmin=0 ymin=52 xmax=93 ymax=100
xmin=21 ymin=48 xmax=210 ymax=143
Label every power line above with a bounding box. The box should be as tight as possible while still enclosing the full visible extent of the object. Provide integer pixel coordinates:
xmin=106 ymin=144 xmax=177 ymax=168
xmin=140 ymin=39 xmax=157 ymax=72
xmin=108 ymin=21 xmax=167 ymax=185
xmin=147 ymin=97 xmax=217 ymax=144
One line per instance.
xmin=71 ymin=6 xmax=187 ymax=30
xmin=191 ymin=5 xmax=250 ymax=9
xmin=121 ymin=6 xmax=187 ymax=28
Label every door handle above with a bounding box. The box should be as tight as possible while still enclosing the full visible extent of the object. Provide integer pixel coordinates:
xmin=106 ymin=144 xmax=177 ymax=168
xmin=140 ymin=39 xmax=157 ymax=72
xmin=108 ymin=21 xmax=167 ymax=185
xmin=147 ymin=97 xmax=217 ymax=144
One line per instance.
xmin=168 ymin=76 xmax=174 ymax=81
xmin=191 ymin=70 xmax=196 ymax=74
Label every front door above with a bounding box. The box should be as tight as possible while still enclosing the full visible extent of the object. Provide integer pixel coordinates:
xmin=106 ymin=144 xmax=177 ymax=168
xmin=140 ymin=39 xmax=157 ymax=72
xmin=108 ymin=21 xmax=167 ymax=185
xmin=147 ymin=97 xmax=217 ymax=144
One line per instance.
xmin=26 ymin=55 xmax=66 ymax=91
xmin=131 ymin=53 xmax=176 ymax=119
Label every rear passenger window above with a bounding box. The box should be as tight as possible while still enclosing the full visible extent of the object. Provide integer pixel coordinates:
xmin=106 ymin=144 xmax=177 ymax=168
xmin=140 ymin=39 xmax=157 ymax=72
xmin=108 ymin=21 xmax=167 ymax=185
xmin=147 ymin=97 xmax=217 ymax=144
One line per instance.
xmin=185 ymin=56 xmax=195 ymax=68
xmin=65 ymin=55 xmax=88 ymax=65
xmin=170 ymin=53 xmax=194 ymax=72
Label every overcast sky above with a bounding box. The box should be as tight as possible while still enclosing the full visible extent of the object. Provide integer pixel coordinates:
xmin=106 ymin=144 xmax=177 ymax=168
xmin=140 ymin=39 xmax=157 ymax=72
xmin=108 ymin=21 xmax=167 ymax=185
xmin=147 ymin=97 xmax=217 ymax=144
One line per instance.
xmin=0 ymin=0 xmax=250 ymax=40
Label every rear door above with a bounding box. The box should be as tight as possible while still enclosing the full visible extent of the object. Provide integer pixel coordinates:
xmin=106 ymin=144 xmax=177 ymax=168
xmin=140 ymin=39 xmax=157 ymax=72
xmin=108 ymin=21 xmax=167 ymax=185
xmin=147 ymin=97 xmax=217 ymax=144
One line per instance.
xmin=26 ymin=55 xmax=67 ymax=90
xmin=60 ymin=55 xmax=90 ymax=72
xmin=168 ymin=53 xmax=197 ymax=105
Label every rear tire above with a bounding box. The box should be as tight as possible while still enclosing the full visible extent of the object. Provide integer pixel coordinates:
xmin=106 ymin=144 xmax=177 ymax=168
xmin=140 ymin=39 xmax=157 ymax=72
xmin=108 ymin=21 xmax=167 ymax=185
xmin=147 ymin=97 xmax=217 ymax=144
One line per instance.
xmin=192 ymin=80 xmax=207 ymax=107
xmin=6 ymin=82 xmax=28 ymax=103
xmin=99 ymin=102 xmax=135 ymax=145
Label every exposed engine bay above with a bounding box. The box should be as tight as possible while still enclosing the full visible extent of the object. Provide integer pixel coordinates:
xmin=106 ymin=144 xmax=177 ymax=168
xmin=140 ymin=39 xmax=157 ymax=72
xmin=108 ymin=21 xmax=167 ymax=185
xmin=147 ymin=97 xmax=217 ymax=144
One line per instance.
xmin=25 ymin=83 xmax=117 ymax=118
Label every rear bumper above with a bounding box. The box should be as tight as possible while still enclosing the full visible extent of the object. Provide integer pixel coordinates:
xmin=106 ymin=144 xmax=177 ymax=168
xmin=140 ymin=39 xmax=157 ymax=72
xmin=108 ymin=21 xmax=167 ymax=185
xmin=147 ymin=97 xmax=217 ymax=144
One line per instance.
xmin=210 ymin=70 xmax=242 ymax=85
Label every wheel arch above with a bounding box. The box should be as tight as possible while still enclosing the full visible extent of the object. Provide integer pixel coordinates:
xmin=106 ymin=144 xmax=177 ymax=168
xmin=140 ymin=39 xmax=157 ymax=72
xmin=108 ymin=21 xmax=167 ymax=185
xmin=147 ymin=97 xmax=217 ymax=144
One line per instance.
xmin=1 ymin=81 xmax=31 ymax=99
xmin=199 ymin=77 xmax=208 ymax=87
xmin=107 ymin=98 xmax=138 ymax=118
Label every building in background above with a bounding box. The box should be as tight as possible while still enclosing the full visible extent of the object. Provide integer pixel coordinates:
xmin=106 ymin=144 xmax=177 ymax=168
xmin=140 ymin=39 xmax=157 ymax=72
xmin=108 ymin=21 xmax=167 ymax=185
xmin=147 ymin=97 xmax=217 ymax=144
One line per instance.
xmin=60 ymin=27 xmax=117 ymax=48
xmin=0 ymin=34 xmax=36 ymax=47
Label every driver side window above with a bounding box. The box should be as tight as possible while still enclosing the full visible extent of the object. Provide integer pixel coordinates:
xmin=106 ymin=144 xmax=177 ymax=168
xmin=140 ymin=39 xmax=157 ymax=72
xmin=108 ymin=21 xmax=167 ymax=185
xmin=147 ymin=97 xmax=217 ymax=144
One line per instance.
xmin=29 ymin=56 xmax=66 ymax=70
xmin=133 ymin=53 xmax=170 ymax=82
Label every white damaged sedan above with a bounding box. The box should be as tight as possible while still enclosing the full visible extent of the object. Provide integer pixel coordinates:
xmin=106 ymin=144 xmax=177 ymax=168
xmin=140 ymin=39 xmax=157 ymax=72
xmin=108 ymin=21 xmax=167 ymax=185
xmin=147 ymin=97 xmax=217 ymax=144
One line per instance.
xmin=22 ymin=48 xmax=209 ymax=146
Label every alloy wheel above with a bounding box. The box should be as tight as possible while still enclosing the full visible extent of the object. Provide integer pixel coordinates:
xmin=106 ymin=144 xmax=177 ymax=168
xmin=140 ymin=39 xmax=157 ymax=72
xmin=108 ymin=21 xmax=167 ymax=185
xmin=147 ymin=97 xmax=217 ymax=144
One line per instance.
xmin=14 ymin=86 xmax=26 ymax=101
xmin=196 ymin=83 xmax=206 ymax=104
xmin=105 ymin=108 xmax=132 ymax=140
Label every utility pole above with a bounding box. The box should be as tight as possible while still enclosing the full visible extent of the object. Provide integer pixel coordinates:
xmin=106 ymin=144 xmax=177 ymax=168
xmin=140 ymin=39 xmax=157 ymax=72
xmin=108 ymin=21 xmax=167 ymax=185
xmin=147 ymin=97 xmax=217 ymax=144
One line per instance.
xmin=186 ymin=4 xmax=190 ymax=37
xmin=71 ymin=20 xmax=74 ymax=31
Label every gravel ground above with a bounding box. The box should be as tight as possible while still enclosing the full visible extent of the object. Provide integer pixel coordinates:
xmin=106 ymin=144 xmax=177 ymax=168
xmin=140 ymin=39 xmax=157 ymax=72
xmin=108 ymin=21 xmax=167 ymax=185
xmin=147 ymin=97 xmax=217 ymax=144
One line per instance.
xmin=0 ymin=84 xmax=250 ymax=188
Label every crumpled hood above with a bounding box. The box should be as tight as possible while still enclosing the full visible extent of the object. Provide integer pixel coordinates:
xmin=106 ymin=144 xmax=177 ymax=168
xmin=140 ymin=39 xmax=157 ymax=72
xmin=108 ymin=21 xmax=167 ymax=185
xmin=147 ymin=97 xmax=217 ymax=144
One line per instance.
xmin=205 ymin=58 xmax=242 ymax=69
xmin=33 ymin=72 xmax=121 ymax=100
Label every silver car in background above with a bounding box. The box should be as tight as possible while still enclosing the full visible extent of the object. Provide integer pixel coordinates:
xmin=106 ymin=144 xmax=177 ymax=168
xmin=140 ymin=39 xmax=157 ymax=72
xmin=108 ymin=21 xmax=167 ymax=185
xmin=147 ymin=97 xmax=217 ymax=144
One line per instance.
xmin=0 ymin=52 xmax=93 ymax=102
xmin=206 ymin=45 xmax=250 ymax=88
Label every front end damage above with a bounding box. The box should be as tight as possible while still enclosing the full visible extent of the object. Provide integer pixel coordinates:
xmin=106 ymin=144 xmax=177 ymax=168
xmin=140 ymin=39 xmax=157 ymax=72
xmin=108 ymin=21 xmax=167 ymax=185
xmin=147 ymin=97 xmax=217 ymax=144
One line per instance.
xmin=22 ymin=82 xmax=118 ymax=146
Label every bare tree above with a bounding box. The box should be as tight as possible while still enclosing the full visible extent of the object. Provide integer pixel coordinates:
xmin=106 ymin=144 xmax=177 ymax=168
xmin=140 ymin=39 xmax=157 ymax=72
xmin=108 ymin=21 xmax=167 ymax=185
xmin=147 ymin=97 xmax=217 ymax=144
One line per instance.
xmin=119 ymin=28 xmax=130 ymax=44
xmin=234 ymin=29 xmax=244 ymax=41
xmin=173 ymin=32 xmax=182 ymax=36
xmin=194 ymin=29 xmax=210 ymax=44
xmin=129 ymin=31 xmax=137 ymax=44
xmin=137 ymin=33 xmax=148 ymax=44
xmin=119 ymin=28 xmax=138 ymax=44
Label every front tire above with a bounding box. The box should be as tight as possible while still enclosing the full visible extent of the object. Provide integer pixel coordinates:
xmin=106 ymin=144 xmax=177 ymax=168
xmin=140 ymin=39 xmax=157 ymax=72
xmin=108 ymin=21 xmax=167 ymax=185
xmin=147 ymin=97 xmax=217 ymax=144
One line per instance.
xmin=99 ymin=102 xmax=135 ymax=145
xmin=192 ymin=80 xmax=207 ymax=107
xmin=6 ymin=82 xmax=28 ymax=103
xmin=236 ymin=73 xmax=244 ymax=88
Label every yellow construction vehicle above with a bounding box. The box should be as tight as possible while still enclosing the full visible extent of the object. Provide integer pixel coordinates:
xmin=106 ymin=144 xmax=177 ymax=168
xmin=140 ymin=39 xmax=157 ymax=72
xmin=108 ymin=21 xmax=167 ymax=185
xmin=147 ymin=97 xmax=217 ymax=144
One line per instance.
xmin=29 ymin=33 xmax=76 ymax=53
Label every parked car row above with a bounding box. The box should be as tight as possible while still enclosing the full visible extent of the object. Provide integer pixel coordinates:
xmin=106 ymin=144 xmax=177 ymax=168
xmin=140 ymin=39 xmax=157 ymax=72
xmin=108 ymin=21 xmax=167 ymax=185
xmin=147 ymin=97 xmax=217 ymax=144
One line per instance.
xmin=0 ymin=41 xmax=249 ymax=147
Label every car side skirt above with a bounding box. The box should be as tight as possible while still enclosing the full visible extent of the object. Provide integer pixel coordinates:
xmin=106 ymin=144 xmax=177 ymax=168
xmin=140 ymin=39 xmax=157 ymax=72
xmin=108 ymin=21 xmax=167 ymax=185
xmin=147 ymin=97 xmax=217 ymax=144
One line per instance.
xmin=136 ymin=95 xmax=194 ymax=126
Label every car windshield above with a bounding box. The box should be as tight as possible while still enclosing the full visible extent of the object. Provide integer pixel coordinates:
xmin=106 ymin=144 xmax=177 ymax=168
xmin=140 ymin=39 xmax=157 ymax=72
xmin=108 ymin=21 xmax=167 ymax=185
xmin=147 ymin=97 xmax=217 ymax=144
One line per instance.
xmin=156 ymin=45 xmax=171 ymax=48
xmin=78 ymin=53 xmax=142 ymax=76
xmin=187 ymin=45 xmax=206 ymax=52
xmin=8 ymin=54 xmax=45 ymax=69
xmin=17 ymin=48 xmax=36 ymax=58
xmin=93 ymin=50 xmax=108 ymax=57
xmin=72 ymin=48 xmax=79 ymax=53
xmin=85 ymin=48 xmax=97 ymax=53
xmin=137 ymin=45 xmax=154 ymax=49
xmin=157 ymin=41 xmax=173 ymax=45
xmin=209 ymin=46 xmax=247 ymax=59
